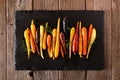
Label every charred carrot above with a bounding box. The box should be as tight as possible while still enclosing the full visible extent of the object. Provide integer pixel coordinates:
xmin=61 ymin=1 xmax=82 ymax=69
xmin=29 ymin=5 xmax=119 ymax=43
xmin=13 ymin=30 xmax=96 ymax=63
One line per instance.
xmin=78 ymin=21 xmax=83 ymax=58
xmin=60 ymin=43 xmax=64 ymax=58
xmin=52 ymin=28 xmax=57 ymax=60
xmin=54 ymin=18 xmax=60 ymax=59
xmin=30 ymin=30 xmax=36 ymax=53
xmin=69 ymin=27 xmax=75 ymax=58
xmin=47 ymin=35 xmax=53 ymax=58
xmin=88 ymin=24 xmax=93 ymax=42
xmin=82 ymin=27 xmax=87 ymax=55
xmin=72 ymin=22 xmax=79 ymax=54
xmin=43 ymin=22 xmax=48 ymax=50
xmin=86 ymin=28 xmax=96 ymax=59
xmin=24 ymin=28 xmax=31 ymax=59
xmin=60 ymin=32 xmax=66 ymax=54
xmin=30 ymin=20 xmax=36 ymax=42
xmin=40 ymin=25 xmax=44 ymax=59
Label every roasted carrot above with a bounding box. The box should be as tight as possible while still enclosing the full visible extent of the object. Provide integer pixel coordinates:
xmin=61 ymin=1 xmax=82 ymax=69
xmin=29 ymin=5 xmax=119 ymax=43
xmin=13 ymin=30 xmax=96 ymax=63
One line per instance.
xmin=82 ymin=27 xmax=87 ymax=55
xmin=43 ymin=22 xmax=48 ymax=50
xmin=60 ymin=43 xmax=64 ymax=58
xmin=60 ymin=32 xmax=66 ymax=54
xmin=24 ymin=28 xmax=31 ymax=59
xmin=30 ymin=20 xmax=36 ymax=42
xmin=30 ymin=30 xmax=36 ymax=53
xmin=86 ymin=28 xmax=96 ymax=59
xmin=54 ymin=18 xmax=60 ymax=59
xmin=47 ymin=35 xmax=53 ymax=58
xmin=69 ymin=27 xmax=75 ymax=58
xmin=52 ymin=28 xmax=57 ymax=60
xmin=40 ymin=25 xmax=44 ymax=59
xmin=88 ymin=24 xmax=93 ymax=42
xmin=78 ymin=21 xmax=83 ymax=58
xmin=72 ymin=22 xmax=79 ymax=54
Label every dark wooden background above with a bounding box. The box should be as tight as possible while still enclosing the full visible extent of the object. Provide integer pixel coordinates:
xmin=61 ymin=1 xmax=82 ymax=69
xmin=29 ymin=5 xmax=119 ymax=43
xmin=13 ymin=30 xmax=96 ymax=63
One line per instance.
xmin=0 ymin=0 xmax=119 ymax=80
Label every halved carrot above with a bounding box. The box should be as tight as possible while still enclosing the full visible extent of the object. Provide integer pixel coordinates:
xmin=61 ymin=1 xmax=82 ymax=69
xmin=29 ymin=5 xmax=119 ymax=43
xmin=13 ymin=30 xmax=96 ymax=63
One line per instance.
xmin=24 ymin=28 xmax=31 ymax=59
xmin=30 ymin=30 xmax=36 ymax=53
xmin=54 ymin=18 xmax=60 ymax=59
xmin=69 ymin=27 xmax=75 ymax=58
xmin=30 ymin=20 xmax=36 ymax=42
xmin=78 ymin=21 xmax=82 ymax=58
xmin=40 ymin=25 xmax=44 ymax=59
xmin=47 ymin=35 xmax=53 ymax=58
xmin=52 ymin=28 xmax=57 ymax=60
xmin=88 ymin=24 xmax=93 ymax=42
xmin=60 ymin=32 xmax=66 ymax=54
xmin=72 ymin=22 xmax=79 ymax=54
xmin=60 ymin=43 xmax=64 ymax=58
xmin=86 ymin=28 xmax=96 ymax=59
xmin=43 ymin=22 xmax=48 ymax=50
xmin=82 ymin=27 xmax=87 ymax=55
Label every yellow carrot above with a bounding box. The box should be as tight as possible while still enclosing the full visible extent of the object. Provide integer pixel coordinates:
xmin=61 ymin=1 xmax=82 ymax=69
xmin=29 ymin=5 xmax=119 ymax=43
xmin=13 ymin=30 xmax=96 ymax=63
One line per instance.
xmin=24 ymin=28 xmax=31 ymax=59
xmin=86 ymin=28 xmax=96 ymax=59
xmin=40 ymin=25 xmax=44 ymax=59
xmin=78 ymin=21 xmax=83 ymax=58
xmin=54 ymin=18 xmax=60 ymax=58
xmin=69 ymin=27 xmax=75 ymax=58
xmin=30 ymin=20 xmax=36 ymax=42
xmin=52 ymin=28 xmax=57 ymax=60
xmin=43 ymin=22 xmax=48 ymax=50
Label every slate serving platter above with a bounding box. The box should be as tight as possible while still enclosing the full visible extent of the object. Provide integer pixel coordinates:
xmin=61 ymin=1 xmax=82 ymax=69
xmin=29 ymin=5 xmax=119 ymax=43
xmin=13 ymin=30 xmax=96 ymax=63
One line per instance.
xmin=15 ymin=10 xmax=104 ymax=70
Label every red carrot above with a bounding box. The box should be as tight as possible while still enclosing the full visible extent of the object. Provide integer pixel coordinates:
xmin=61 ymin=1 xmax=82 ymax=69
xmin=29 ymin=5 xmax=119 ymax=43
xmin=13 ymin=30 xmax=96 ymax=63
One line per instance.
xmin=72 ymin=22 xmax=79 ymax=54
xmin=60 ymin=32 xmax=66 ymax=54
xmin=60 ymin=43 xmax=64 ymax=58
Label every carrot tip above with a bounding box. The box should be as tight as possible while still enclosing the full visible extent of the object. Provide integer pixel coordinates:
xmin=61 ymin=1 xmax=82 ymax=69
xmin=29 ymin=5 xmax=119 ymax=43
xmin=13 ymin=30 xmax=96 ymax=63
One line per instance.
xmin=86 ymin=56 xmax=88 ymax=59
xmin=80 ymin=55 xmax=83 ymax=58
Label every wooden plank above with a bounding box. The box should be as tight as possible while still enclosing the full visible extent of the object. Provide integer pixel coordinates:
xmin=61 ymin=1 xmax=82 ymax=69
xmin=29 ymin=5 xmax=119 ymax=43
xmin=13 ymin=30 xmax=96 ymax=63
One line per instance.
xmin=7 ymin=0 xmax=33 ymax=80
xmin=33 ymin=0 xmax=59 ymax=80
xmin=86 ymin=0 xmax=112 ymax=80
xmin=111 ymin=0 xmax=120 ymax=80
xmin=33 ymin=0 xmax=45 ymax=10
xmin=45 ymin=0 xmax=59 ymax=10
xmin=58 ymin=0 xmax=86 ymax=80
xmin=0 ymin=0 xmax=7 ymax=80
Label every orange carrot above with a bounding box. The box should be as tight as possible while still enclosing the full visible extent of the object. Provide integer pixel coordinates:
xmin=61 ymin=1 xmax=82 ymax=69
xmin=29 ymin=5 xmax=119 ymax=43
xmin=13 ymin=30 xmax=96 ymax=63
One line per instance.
xmin=88 ymin=24 xmax=93 ymax=42
xmin=47 ymin=35 xmax=53 ymax=58
xmin=72 ymin=22 xmax=79 ymax=54
xmin=82 ymin=27 xmax=87 ymax=55
xmin=78 ymin=21 xmax=82 ymax=58
xmin=30 ymin=30 xmax=36 ymax=53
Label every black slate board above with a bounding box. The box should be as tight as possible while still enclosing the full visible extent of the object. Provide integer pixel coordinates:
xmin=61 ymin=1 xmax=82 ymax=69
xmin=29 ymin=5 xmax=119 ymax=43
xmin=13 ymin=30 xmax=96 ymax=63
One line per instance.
xmin=15 ymin=11 xmax=104 ymax=70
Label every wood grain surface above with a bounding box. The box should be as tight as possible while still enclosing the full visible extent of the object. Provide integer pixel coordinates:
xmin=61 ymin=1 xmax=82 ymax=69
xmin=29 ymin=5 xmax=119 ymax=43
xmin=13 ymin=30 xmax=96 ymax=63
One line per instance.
xmin=0 ymin=0 xmax=119 ymax=80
